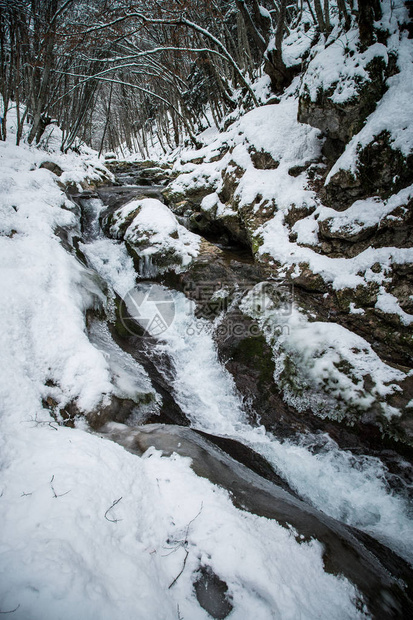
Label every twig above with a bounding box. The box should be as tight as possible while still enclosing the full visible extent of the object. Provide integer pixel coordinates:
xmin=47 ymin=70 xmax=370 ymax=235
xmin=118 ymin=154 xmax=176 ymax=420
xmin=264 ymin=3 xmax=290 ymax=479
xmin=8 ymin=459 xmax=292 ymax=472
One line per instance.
xmin=184 ymin=502 xmax=203 ymax=539
xmin=50 ymin=475 xmax=71 ymax=498
xmin=0 ymin=605 xmax=20 ymax=614
xmin=104 ymin=497 xmax=123 ymax=523
xmin=166 ymin=503 xmax=203 ymax=588
xmin=168 ymin=548 xmax=189 ymax=589
xmin=28 ymin=416 xmax=58 ymax=430
xmin=21 ymin=492 xmax=32 ymax=497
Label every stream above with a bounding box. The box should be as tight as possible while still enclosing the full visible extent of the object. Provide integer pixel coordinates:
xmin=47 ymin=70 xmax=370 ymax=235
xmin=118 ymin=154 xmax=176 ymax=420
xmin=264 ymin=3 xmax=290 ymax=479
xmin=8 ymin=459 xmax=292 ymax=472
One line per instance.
xmin=73 ymin=164 xmax=413 ymax=618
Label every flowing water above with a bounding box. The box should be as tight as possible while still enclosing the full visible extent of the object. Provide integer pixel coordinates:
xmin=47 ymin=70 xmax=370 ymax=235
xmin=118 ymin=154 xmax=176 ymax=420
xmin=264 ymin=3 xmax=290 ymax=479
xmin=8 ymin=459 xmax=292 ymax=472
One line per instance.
xmin=75 ymin=168 xmax=413 ymax=569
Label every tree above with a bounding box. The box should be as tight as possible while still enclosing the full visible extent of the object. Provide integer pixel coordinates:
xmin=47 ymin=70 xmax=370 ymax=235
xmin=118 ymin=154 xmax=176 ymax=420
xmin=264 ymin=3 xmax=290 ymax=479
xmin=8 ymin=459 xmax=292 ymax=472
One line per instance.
xmin=0 ymin=0 xmax=341 ymax=153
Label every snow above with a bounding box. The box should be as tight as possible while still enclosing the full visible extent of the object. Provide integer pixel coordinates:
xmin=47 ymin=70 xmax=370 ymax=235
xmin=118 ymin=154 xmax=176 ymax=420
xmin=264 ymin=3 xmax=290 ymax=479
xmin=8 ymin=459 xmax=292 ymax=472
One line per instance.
xmin=135 ymin=288 xmax=413 ymax=564
xmin=148 ymin=288 xmax=246 ymax=434
xmin=0 ymin=426 xmax=365 ymax=620
xmin=327 ymin=19 xmax=413 ymax=180
xmin=281 ymin=20 xmax=317 ymax=69
xmin=240 ymin=285 xmax=406 ymax=420
xmin=375 ymin=288 xmax=413 ymax=326
xmin=0 ymin=130 xmax=367 ymax=620
xmin=301 ymin=32 xmax=388 ymax=106
xmin=0 ymin=142 xmax=114 ymax=417
xmin=349 ymin=302 xmax=365 ymax=315
xmin=317 ymin=185 xmax=413 ymax=237
xmin=80 ymin=236 xmax=137 ymax=298
xmin=2 ymin=7 xmax=413 ymax=614
xmin=146 ymin=10 xmax=413 ymax=564
xmin=170 ymin=89 xmax=411 ymax=306
xmin=88 ymin=320 xmax=161 ymax=415
xmin=260 ymin=207 xmax=413 ymax=291
xmin=110 ymin=198 xmax=201 ymax=271
xmin=170 ymin=92 xmax=323 ymax=243
xmin=168 ymin=161 xmax=222 ymax=199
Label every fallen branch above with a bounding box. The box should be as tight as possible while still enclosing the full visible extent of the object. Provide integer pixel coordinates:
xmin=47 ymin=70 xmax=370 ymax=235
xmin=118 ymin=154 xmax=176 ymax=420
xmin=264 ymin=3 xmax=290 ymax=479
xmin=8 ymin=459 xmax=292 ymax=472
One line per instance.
xmin=28 ymin=416 xmax=58 ymax=431
xmin=0 ymin=604 xmax=20 ymax=614
xmin=168 ymin=548 xmax=189 ymax=589
xmin=165 ymin=502 xmax=203 ymax=588
xmin=50 ymin=475 xmax=71 ymax=498
xmin=104 ymin=497 xmax=123 ymax=523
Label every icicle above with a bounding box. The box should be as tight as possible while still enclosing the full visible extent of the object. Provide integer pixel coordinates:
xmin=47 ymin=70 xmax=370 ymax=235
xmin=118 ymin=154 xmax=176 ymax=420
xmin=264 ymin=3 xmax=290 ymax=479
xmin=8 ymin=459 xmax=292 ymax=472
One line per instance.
xmin=138 ymin=254 xmax=158 ymax=279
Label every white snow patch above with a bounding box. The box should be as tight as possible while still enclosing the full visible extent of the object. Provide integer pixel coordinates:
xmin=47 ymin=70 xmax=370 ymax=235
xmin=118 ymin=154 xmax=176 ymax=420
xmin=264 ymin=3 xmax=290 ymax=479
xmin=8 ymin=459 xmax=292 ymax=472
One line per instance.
xmin=110 ymin=198 xmax=201 ymax=270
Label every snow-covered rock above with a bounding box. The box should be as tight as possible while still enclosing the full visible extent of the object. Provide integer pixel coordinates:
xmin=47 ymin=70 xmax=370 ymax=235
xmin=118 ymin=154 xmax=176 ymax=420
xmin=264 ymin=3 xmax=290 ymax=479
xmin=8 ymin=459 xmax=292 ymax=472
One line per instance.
xmin=108 ymin=198 xmax=201 ymax=276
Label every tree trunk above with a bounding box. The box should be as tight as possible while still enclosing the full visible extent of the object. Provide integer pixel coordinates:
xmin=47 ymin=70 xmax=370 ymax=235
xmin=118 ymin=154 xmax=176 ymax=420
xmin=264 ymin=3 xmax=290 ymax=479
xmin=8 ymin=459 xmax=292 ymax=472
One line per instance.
xmin=314 ymin=0 xmax=326 ymax=32
xmin=265 ymin=0 xmax=299 ymax=92
xmin=99 ymin=82 xmax=113 ymax=158
xmin=27 ymin=0 xmax=58 ymax=144
xmin=358 ymin=0 xmax=381 ymax=47
xmin=324 ymin=0 xmax=332 ymax=34
xmin=336 ymin=0 xmax=351 ymax=29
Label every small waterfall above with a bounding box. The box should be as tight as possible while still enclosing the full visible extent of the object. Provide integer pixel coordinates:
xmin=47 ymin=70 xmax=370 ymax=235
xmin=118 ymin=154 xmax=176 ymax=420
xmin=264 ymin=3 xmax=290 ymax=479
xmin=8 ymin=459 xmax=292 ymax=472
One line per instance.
xmin=138 ymin=254 xmax=158 ymax=279
xmin=79 ymin=197 xmax=105 ymax=241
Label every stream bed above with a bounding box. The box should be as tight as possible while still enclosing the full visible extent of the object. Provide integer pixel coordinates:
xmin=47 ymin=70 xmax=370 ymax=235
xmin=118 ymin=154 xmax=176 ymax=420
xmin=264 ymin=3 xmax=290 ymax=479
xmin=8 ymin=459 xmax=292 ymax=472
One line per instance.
xmin=73 ymin=164 xmax=413 ymax=618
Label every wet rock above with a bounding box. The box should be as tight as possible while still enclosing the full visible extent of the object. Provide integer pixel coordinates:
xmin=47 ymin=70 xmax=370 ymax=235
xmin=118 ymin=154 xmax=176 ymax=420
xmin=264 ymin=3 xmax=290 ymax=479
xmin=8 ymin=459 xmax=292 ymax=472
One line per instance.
xmin=165 ymin=238 xmax=261 ymax=320
xmin=248 ymin=147 xmax=279 ymax=170
xmin=194 ymin=566 xmax=233 ymax=619
xmin=87 ymin=395 xmax=153 ymax=430
xmin=109 ymin=301 xmax=190 ymax=427
xmin=99 ymin=421 xmax=413 ymax=619
xmin=97 ymin=185 xmax=164 ymax=219
xmin=298 ymin=57 xmax=388 ymax=164
xmin=194 ymin=429 xmax=296 ymax=492
xmin=39 ymin=161 xmax=63 ymax=176
xmin=325 ymin=133 xmax=413 ymax=209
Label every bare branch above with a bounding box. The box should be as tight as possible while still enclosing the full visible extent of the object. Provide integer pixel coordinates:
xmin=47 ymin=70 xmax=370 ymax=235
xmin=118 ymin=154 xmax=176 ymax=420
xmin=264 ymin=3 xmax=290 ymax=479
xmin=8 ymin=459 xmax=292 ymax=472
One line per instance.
xmin=50 ymin=475 xmax=71 ymax=498
xmin=168 ymin=548 xmax=189 ymax=589
xmin=0 ymin=605 xmax=20 ymax=615
xmin=104 ymin=497 xmax=123 ymax=523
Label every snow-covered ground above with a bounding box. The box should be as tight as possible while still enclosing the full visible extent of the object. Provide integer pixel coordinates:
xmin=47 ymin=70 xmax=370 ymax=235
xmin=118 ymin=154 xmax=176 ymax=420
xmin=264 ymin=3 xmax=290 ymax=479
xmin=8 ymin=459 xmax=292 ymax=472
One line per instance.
xmin=1 ymin=3 xmax=413 ymax=613
xmin=0 ymin=122 xmax=370 ymax=619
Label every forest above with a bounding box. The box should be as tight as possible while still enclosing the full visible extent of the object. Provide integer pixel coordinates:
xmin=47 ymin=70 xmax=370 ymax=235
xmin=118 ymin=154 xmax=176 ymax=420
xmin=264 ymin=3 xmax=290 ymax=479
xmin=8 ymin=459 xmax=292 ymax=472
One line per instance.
xmin=1 ymin=0 xmax=380 ymax=153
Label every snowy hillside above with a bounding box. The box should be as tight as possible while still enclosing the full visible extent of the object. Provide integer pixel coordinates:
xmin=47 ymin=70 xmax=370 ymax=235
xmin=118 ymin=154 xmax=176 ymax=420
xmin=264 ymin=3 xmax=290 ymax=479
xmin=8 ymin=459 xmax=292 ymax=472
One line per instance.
xmin=164 ymin=1 xmax=413 ymax=443
xmin=1 ymin=1 xmax=413 ymax=619
xmin=0 ymin=120 xmax=376 ymax=620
